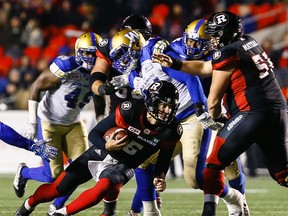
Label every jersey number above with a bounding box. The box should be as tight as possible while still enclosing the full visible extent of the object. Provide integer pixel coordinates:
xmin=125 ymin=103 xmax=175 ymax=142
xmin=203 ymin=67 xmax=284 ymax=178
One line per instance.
xmin=64 ymin=88 xmax=92 ymax=108
xmin=122 ymin=141 xmax=143 ymax=155
xmin=251 ymin=52 xmax=274 ymax=79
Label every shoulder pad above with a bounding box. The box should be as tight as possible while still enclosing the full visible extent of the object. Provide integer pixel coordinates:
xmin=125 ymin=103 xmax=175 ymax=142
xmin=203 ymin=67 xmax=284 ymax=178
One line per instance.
xmin=51 ymin=56 xmax=79 ymax=74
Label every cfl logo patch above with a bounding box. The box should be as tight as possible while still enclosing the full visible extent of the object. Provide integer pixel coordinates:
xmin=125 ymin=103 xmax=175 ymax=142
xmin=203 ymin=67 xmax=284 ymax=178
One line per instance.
xmin=214 ymin=13 xmax=229 ymax=26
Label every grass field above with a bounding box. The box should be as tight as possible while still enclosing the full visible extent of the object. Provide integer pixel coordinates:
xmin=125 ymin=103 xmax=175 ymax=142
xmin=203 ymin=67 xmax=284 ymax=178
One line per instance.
xmin=0 ymin=174 xmax=287 ymax=216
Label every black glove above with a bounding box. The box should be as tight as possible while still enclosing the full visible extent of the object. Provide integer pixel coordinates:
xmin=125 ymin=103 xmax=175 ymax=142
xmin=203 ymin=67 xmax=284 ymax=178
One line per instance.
xmin=98 ymin=83 xmax=116 ymax=95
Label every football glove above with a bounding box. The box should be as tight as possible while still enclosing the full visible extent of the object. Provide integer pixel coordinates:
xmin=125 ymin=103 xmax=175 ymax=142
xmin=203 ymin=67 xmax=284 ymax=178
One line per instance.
xmin=153 ymin=39 xmax=170 ymax=54
xmin=196 ymin=112 xmax=224 ymax=130
xmin=98 ymin=83 xmax=117 ymax=95
xmin=23 ymin=123 xmax=37 ymax=140
xmin=110 ymin=74 xmax=129 ymax=90
xmin=30 ymin=139 xmax=58 ymax=162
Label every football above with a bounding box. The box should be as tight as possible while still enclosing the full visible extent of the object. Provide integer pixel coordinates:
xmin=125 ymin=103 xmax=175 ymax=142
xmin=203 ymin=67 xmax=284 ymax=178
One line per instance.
xmin=104 ymin=127 xmax=128 ymax=141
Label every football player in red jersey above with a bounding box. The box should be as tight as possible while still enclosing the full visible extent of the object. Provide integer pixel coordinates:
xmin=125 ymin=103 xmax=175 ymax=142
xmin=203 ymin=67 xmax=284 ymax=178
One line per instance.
xmin=153 ymin=11 xmax=288 ymax=216
xmin=14 ymin=80 xmax=183 ymax=216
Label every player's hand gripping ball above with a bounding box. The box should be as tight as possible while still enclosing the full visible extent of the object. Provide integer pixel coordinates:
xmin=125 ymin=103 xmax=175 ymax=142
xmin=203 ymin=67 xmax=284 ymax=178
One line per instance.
xmin=104 ymin=127 xmax=128 ymax=141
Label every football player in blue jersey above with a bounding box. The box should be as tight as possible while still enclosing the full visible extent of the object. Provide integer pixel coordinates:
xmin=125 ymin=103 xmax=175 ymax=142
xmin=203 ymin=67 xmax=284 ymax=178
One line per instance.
xmin=14 ymin=32 xmax=103 ymax=215
xmin=153 ymin=11 xmax=288 ymax=216
xmin=0 ymin=121 xmax=57 ymax=161
xmin=110 ymin=19 xmax=249 ymax=216
xmin=14 ymin=80 xmax=182 ymax=216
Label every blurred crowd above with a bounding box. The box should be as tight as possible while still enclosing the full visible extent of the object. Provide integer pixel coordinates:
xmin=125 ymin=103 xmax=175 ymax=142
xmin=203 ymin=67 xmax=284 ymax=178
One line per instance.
xmin=0 ymin=0 xmax=287 ymax=110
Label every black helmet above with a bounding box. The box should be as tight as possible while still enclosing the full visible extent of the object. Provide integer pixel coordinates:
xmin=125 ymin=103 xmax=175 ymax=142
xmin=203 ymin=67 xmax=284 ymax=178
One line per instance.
xmin=205 ymin=11 xmax=242 ymax=48
xmin=121 ymin=14 xmax=152 ymax=40
xmin=145 ymin=80 xmax=179 ymax=125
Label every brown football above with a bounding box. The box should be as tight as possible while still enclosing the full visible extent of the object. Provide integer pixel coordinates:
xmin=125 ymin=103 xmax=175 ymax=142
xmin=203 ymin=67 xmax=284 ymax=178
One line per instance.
xmin=104 ymin=127 xmax=128 ymax=141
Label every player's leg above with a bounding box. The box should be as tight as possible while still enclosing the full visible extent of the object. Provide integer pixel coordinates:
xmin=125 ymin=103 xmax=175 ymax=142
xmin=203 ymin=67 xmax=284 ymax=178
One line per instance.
xmin=258 ymin=109 xmax=288 ymax=187
xmin=224 ymin=158 xmax=250 ymax=215
xmin=15 ymin=146 xmax=100 ymax=216
xmin=49 ymin=121 xmax=89 ymax=212
xmin=181 ymin=114 xmax=205 ymax=189
xmin=55 ymin=164 xmax=134 ymax=215
xmin=15 ymin=147 xmax=95 ymax=215
xmin=202 ymin=112 xmax=255 ymax=216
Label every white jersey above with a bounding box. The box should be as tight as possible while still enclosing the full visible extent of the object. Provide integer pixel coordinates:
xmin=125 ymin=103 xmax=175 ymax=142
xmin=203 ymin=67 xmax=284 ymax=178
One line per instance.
xmin=38 ymin=55 xmax=93 ymax=125
xmin=140 ymin=60 xmax=192 ymax=118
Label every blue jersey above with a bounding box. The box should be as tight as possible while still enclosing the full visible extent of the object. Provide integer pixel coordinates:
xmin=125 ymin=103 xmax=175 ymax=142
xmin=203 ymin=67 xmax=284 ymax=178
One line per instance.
xmin=129 ymin=37 xmax=208 ymax=120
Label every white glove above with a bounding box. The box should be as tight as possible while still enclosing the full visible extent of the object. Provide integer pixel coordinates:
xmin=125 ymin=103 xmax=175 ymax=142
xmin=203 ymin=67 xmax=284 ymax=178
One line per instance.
xmin=196 ymin=112 xmax=224 ymax=130
xmin=153 ymin=39 xmax=170 ymax=54
xmin=23 ymin=123 xmax=37 ymax=140
xmin=110 ymin=74 xmax=129 ymax=90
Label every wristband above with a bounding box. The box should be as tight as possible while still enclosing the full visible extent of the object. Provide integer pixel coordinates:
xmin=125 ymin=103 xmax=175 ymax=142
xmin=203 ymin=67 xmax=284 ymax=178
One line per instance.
xmin=170 ymin=57 xmax=183 ymax=70
xmin=28 ymin=100 xmax=39 ymax=124
xmin=89 ymin=72 xmax=107 ymax=89
xmin=98 ymin=85 xmax=106 ymax=96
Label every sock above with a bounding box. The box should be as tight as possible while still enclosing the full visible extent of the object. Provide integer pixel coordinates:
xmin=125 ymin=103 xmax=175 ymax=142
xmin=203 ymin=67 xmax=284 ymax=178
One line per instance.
xmin=203 ymin=168 xmax=225 ymax=196
xmin=101 ymin=199 xmax=117 ymax=215
xmin=229 ymin=172 xmax=246 ymax=194
xmin=21 ymin=166 xmax=53 ymax=182
xmin=219 ymin=184 xmax=228 ymax=197
xmin=131 ymin=190 xmax=143 ymax=213
xmin=24 ymin=199 xmax=34 ymax=211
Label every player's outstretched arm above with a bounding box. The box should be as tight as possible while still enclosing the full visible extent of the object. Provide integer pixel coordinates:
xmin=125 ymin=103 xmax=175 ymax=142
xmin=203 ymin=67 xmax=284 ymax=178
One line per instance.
xmin=152 ymin=53 xmax=213 ymax=77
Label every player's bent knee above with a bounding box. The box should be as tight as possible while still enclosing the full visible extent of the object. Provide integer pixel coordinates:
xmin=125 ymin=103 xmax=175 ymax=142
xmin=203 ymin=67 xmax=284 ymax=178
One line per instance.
xmin=224 ymin=160 xmax=241 ymax=180
xmin=100 ymin=164 xmax=134 ymax=185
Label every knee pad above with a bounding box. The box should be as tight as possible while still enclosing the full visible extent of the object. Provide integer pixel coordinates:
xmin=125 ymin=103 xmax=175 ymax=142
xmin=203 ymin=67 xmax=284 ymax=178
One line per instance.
xmin=100 ymin=164 xmax=134 ymax=185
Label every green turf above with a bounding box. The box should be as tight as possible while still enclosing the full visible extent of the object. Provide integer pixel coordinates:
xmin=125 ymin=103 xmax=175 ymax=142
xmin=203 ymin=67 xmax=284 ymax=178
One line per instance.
xmin=0 ymin=174 xmax=287 ymax=215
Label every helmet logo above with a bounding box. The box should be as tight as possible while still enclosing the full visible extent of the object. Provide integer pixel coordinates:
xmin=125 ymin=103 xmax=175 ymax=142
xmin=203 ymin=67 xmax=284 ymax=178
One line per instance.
xmin=124 ymin=31 xmax=140 ymax=45
xmin=121 ymin=101 xmax=132 ymax=110
xmin=99 ymin=39 xmax=109 ymax=47
xmin=149 ymin=82 xmax=162 ymax=92
xmin=213 ymin=50 xmax=221 ymax=60
xmin=214 ymin=14 xmax=229 ymax=26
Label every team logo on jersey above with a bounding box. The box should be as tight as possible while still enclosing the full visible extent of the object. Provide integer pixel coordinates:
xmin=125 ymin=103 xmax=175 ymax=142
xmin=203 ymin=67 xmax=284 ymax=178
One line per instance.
xmin=99 ymin=39 xmax=108 ymax=47
xmin=213 ymin=13 xmax=229 ymax=26
xmin=121 ymin=101 xmax=132 ymax=110
xmin=177 ymin=124 xmax=183 ymax=135
xmin=128 ymin=126 xmax=141 ymax=135
xmin=213 ymin=50 xmax=221 ymax=60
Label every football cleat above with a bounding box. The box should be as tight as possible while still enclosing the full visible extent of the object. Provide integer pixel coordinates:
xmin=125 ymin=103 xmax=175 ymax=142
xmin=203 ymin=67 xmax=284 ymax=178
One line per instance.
xmin=14 ymin=201 xmax=34 ymax=216
xmin=126 ymin=209 xmax=140 ymax=216
xmin=222 ymin=188 xmax=244 ymax=216
xmin=13 ymin=163 xmax=28 ymax=198
xmin=47 ymin=203 xmax=59 ymax=216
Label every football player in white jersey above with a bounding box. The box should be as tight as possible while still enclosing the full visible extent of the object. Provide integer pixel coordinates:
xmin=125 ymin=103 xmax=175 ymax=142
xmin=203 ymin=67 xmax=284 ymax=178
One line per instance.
xmin=13 ymin=32 xmax=102 ymax=215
